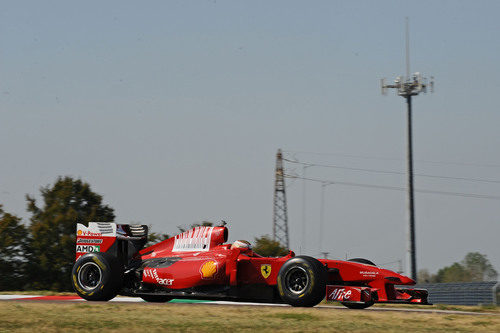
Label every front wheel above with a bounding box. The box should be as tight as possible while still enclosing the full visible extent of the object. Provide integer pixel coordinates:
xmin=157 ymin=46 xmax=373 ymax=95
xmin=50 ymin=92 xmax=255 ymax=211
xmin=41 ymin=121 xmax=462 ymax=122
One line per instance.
xmin=71 ymin=252 xmax=123 ymax=301
xmin=277 ymin=256 xmax=327 ymax=307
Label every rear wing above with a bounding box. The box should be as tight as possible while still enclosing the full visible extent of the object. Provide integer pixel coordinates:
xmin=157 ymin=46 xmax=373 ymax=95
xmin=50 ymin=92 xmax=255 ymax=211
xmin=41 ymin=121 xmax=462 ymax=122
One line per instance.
xmin=76 ymin=222 xmax=148 ymax=262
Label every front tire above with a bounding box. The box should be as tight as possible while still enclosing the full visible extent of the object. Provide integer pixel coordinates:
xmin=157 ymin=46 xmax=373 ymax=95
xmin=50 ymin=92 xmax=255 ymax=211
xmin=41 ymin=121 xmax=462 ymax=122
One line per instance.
xmin=277 ymin=256 xmax=327 ymax=307
xmin=71 ymin=252 xmax=123 ymax=301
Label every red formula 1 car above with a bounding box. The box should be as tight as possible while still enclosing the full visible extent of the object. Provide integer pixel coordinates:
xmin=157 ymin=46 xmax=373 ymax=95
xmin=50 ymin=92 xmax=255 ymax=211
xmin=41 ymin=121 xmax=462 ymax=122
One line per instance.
xmin=71 ymin=222 xmax=429 ymax=308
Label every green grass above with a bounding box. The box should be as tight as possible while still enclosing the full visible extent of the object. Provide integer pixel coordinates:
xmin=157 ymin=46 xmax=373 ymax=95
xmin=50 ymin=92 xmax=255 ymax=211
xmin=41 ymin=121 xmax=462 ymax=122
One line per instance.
xmin=0 ymin=301 xmax=498 ymax=332
xmin=320 ymin=299 xmax=499 ymax=314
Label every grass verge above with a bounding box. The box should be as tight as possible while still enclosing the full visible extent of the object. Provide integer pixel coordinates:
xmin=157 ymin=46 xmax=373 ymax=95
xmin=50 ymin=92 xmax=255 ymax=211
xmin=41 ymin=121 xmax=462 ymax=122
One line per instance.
xmin=0 ymin=301 xmax=498 ymax=332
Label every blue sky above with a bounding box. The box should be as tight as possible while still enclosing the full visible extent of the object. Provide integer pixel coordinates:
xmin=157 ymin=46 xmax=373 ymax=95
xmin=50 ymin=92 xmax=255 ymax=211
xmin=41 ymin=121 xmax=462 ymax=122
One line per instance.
xmin=1 ymin=1 xmax=499 ymax=275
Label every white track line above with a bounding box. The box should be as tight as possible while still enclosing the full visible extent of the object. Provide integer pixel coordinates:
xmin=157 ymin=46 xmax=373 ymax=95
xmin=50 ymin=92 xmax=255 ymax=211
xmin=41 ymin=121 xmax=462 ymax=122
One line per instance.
xmin=0 ymin=295 xmax=41 ymax=300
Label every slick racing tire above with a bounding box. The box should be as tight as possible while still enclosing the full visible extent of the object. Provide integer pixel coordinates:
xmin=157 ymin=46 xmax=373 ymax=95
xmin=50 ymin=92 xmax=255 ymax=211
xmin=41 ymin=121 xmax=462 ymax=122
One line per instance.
xmin=341 ymin=301 xmax=375 ymax=309
xmin=140 ymin=295 xmax=173 ymax=303
xmin=71 ymin=252 xmax=123 ymax=301
xmin=348 ymin=258 xmax=377 ymax=266
xmin=277 ymin=256 xmax=327 ymax=307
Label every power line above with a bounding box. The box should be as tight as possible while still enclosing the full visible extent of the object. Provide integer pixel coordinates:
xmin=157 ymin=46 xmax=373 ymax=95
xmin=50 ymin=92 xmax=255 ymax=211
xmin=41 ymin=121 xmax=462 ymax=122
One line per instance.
xmin=283 ymin=158 xmax=500 ymax=184
xmin=285 ymin=174 xmax=500 ymax=200
xmin=283 ymin=150 xmax=500 ymax=169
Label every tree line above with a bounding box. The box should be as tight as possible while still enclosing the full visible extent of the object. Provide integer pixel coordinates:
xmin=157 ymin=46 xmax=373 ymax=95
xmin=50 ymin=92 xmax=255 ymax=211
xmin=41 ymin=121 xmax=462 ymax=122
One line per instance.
xmin=0 ymin=176 xmax=288 ymax=291
xmin=0 ymin=177 xmax=114 ymax=290
xmin=0 ymin=176 xmax=497 ymax=291
xmin=418 ymin=252 xmax=497 ymax=283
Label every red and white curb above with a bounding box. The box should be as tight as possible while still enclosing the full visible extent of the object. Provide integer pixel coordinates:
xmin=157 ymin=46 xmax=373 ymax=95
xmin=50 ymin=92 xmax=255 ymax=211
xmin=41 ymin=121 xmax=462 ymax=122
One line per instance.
xmin=0 ymin=295 xmax=138 ymax=302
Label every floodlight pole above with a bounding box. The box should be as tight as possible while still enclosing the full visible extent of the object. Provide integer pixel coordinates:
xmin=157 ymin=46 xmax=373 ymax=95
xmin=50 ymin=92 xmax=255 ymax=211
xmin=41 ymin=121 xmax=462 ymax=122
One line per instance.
xmin=406 ymin=94 xmax=416 ymax=282
xmin=381 ymin=18 xmax=433 ymax=282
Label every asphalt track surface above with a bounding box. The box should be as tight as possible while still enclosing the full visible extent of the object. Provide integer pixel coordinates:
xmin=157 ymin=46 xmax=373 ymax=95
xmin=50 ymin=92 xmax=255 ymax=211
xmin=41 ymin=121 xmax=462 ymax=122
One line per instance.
xmin=0 ymin=295 xmax=497 ymax=316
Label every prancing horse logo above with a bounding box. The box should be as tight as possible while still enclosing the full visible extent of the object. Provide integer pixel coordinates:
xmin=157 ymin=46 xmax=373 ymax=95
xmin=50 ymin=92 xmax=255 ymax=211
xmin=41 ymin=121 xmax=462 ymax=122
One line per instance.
xmin=260 ymin=264 xmax=271 ymax=279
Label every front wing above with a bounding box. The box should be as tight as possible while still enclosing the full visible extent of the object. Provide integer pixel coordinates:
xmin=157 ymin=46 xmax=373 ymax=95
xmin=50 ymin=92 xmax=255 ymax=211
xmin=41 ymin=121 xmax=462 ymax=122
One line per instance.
xmin=326 ymin=285 xmax=430 ymax=305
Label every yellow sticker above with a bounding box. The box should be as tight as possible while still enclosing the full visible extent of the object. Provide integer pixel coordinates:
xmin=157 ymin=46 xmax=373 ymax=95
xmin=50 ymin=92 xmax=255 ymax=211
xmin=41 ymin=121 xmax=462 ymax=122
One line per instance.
xmin=200 ymin=260 xmax=218 ymax=279
xmin=260 ymin=264 xmax=272 ymax=279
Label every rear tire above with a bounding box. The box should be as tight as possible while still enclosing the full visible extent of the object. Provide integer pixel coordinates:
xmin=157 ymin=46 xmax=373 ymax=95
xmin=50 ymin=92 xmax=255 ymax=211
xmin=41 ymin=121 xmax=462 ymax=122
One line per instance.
xmin=140 ymin=295 xmax=173 ymax=303
xmin=277 ymin=256 xmax=327 ymax=307
xmin=71 ymin=252 xmax=123 ymax=301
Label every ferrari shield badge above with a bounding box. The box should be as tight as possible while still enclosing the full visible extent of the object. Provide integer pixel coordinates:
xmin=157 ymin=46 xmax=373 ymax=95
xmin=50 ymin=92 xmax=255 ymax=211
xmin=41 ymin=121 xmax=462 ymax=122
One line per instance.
xmin=260 ymin=264 xmax=271 ymax=279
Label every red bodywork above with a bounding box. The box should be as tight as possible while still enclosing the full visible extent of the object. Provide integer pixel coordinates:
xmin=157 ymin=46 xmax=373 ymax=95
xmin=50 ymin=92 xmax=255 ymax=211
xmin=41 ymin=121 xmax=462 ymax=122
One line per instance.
xmin=75 ymin=223 xmax=429 ymax=305
xmin=135 ymin=226 xmax=428 ymax=305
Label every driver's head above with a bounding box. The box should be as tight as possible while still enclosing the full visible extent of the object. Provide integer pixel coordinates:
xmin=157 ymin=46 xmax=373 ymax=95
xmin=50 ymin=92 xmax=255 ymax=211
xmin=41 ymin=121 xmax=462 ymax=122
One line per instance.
xmin=231 ymin=240 xmax=252 ymax=252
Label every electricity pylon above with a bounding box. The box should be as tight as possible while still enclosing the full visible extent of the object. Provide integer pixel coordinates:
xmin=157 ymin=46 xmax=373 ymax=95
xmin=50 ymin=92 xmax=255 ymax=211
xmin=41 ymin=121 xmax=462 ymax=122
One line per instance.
xmin=273 ymin=149 xmax=289 ymax=249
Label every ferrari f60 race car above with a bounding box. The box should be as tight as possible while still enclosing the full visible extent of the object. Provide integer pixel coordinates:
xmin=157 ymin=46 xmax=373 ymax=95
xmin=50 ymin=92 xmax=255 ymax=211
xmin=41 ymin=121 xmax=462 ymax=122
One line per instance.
xmin=71 ymin=222 xmax=429 ymax=308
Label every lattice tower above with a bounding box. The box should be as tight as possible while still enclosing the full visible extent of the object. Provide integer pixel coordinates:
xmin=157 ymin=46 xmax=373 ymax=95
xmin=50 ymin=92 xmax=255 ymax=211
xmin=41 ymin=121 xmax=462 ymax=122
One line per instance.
xmin=273 ymin=149 xmax=289 ymax=248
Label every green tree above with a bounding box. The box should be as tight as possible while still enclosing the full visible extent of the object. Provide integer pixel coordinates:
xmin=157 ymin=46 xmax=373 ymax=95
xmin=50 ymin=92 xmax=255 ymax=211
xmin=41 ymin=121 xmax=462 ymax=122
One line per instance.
xmin=253 ymin=235 xmax=288 ymax=257
xmin=425 ymin=252 xmax=498 ymax=283
xmin=0 ymin=206 xmax=29 ymax=290
xmin=417 ymin=269 xmax=435 ymax=283
xmin=461 ymin=252 xmax=497 ymax=281
xmin=435 ymin=262 xmax=471 ymax=283
xmin=26 ymin=176 xmax=115 ymax=290
xmin=145 ymin=230 xmax=170 ymax=247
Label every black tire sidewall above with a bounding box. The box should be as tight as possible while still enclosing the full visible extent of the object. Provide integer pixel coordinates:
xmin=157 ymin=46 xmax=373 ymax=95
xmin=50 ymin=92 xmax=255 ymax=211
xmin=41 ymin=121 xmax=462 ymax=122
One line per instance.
xmin=71 ymin=252 xmax=122 ymax=301
xmin=277 ymin=256 xmax=326 ymax=307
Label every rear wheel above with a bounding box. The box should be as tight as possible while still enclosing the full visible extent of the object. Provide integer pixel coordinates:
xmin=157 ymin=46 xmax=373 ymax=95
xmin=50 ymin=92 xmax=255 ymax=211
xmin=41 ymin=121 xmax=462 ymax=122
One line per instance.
xmin=277 ymin=256 xmax=327 ymax=307
xmin=140 ymin=295 xmax=173 ymax=303
xmin=71 ymin=252 xmax=123 ymax=301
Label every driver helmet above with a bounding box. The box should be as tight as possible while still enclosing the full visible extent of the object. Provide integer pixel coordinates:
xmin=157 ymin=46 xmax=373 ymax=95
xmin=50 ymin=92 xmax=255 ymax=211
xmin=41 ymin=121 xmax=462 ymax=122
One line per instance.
xmin=231 ymin=240 xmax=252 ymax=252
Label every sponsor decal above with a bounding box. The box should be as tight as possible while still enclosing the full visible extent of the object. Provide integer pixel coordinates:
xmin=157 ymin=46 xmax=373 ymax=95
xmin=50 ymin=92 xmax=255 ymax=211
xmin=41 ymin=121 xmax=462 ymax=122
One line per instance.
xmin=143 ymin=268 xmax=174 ymax=286
xmin=329 ymin=288 xmax=352 ymax=301
xmin=260 ymin=264 xmax=272 ymax=279
xmin=76 ymin=245 xmax=100 ymax=253
xmin=200 ymin=260 xmax=218 ymax=279
xmin=77 ymin=230 xmax=102 ymax=237
xmin=172 ymin=226 xmax=214 ymax=252
xmin=76 ymin=238 xmax=103 ymax=244
xmin=360 ymin=271 xmax=378 ymax=277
